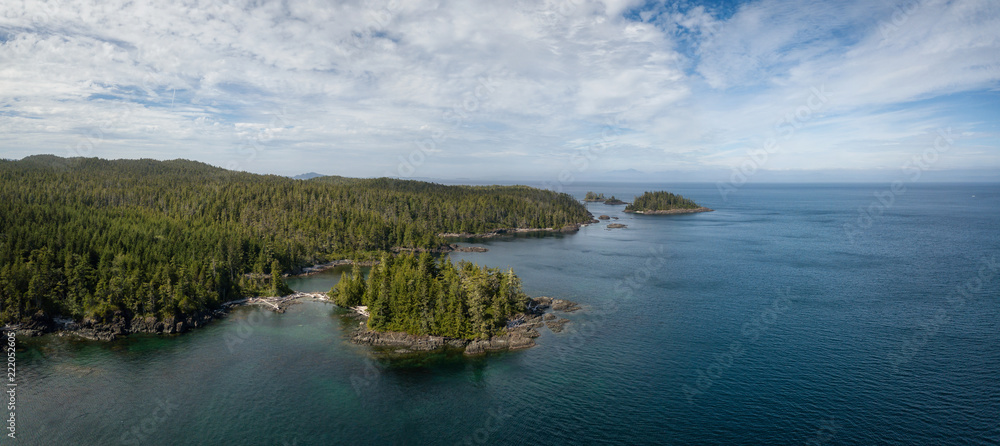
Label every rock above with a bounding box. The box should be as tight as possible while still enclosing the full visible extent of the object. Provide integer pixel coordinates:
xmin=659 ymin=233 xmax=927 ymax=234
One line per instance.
xmin=545 ymin=318 xmax=570 ymax=333
xmin=611 ymin=216 xmax=619 ymax=220
xmin=598 ymin=215 xmax=610 ymax=220
xmin=551 ymin=299 xmax=581 ymax=312
xmin=530 ymin=296 xmax=553 ymax=310
xmin=352 ymin=329 xmax=463 ymax=352
xmin=606 ymin=223 xmax=627 ymax=229
xmin=543 ymin=313 xmax=556 ymax=321
xmin=19 ymin=311 xmax=55 ymax=337
xmin=464 ymin=332 xmax=535 ymax=355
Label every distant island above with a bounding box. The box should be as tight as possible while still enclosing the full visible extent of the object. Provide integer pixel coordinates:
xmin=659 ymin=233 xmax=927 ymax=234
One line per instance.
xmin=583 ymin=191 xmax=627 ymax=205
xmin=1 ymin=155 xmax=594 ymax=346
xmin=623 ymin=191 xmax=714 ymax=215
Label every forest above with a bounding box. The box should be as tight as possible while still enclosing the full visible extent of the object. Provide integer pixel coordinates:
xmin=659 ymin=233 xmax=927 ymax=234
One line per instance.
xmin=0 ymin=155 xmax=591 ymax=326
xmin=331 ymin=253 xmax=528 ymax=339
xmin=624 ymin=191 xmax=702 ymax=211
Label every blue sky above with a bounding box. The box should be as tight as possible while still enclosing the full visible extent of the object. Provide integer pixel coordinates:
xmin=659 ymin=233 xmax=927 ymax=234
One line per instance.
xmin=0 ymin=0 xmax=998 ymax=181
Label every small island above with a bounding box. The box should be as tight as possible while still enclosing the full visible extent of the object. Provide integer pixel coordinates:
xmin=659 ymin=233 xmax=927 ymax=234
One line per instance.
xmin=602 ymin=196 xmax=627 ymax=205
xmin=584 ymin=191 xmax=627 ymax=205
xmin=623 ymin=191 xmax=714 ymax=215
xmin=332 ymin=253 xmax=577 ymax=355
xmin=583 ymin=191 xmax=606 ymax=202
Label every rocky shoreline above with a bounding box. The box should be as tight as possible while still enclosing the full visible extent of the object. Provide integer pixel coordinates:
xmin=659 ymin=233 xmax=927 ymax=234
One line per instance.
xmin=392 ymin=243 xmax=489 ymax=254
xmin=6 ymin=292 xmax=329 ymax=341
xmin=624 ymin=207 xmax=714 ymax=215
xmin=438 ymin=221 xmax=599 ymax=239
xmin=350 ymin=296 xmax=580 ymax=355
xmin=287 ymin=259 xmax=378 ymax=277
xmin=9 ymin=308 xmax=222 ymax=341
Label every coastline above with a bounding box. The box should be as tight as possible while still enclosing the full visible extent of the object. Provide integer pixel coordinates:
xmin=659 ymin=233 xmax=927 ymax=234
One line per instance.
xmin=9 ymin=292 xmax=330 ymax=341
xmin=350 ymin=296 xmax=581 ymax=355
xmin=438 ymin=221 xmax=599 ymax=239
xmin=624 ymin=207 xmax=714 ymax=215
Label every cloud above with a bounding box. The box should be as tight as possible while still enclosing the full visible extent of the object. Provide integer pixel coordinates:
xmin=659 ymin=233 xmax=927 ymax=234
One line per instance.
xmin=0 ymin=0 xmax=997 ymax=179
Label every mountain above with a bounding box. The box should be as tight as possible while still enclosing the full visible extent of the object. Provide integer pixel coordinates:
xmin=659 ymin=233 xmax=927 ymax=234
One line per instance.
xmin=291 ymin=172 xmax=324 ymax=180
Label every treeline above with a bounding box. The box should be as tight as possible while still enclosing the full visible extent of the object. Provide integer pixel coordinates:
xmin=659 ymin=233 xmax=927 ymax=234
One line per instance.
xmin=624 ymin=191 xmax=701 ymax=211
xmin=0 ymin=155 xmax=590 ymax=325
xmin=331 ymin=253 xmax=528 ymax=339
xmin=583 ymin=191 xmax=606 ymax=201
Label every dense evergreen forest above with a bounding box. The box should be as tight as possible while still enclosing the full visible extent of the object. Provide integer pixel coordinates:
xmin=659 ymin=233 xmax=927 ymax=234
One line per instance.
xmin=624 ymin=191 xmax=701 ymax=211
xmin=583 ymin=191 xmax=606 ymax=201
xmin=332 ymin=253 xmax=527 ymax=339
xmin=0 ymin=155 xmax=591 ymax=326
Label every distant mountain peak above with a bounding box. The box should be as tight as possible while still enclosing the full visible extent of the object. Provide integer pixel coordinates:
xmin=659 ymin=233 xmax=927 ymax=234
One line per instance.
xmin=292 ymin=172 xmax=324 ymax=180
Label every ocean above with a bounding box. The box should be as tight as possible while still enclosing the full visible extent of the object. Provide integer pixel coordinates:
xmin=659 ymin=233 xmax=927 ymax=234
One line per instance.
xmin=15 ymin=183 xmax=1000 ymax=445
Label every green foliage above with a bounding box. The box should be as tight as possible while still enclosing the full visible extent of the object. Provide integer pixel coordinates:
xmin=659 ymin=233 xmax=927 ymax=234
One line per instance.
xmin=624 ymin=191 xmax=701 ymax=211
xmin=583 ymin=191 xmax=606 ymax=201
xmin=329 ymin=253 xmax=528 ymax=340
xmin=0 ymin=156 xmax=589 ymax=325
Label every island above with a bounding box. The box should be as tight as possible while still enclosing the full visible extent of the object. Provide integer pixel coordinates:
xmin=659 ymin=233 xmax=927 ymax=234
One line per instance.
xmin=0 ymin=155 xmax=593 ymax=348
xmin=623 ymin=191 xmax=714 ymax=214
xmin=333 ymin=253 xmax=578 ymax=355
xmin=584 ymin=191 xmax=628 ymax=205
xmin=583 ymin=191 xmax=607 ymax=202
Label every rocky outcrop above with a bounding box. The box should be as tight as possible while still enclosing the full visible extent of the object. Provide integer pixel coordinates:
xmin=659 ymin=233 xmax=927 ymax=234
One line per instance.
xmin=465 ymin=332 xmax=536 ymax=354
xmin=351 ymin=330 xmax=468 ymax=352
xmin=17 ymin=311 xmax=55 ymax=337
xmin=545 ymin=318 xmax=570 ymax=333
xmin=551 ymin=299 xmax=581 ymax=312
xmin=16 ymin=309 xmax=222 ymax=341
xmin=606 ymin=223 xmax=627 ymax=229
xmin=598 ymin=215 xmax=610 ymax=220
xmin=394 ymin=244 xmax=488 ymax=253
xmin=624 ymin=207 xmax=714 ymax=215
xmin=349 ymin=296 xmax=581 ymax=355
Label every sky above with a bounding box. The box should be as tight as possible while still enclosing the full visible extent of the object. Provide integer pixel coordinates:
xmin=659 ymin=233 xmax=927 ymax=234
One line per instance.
xmin=1 ymin=0 xmax=998 ymax=182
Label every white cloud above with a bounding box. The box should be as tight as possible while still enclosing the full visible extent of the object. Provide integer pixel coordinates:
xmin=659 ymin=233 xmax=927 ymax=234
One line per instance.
xmin=0 ymin=0 xmax=997 ymax=179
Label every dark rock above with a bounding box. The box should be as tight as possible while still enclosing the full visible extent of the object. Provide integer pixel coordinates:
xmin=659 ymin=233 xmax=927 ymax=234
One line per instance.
xmin=606 ymin=223 xmax=627 ymax=229
xmin=545 ymin=318 xmax=570 ymax=333
xmin=464 ymin=332 xmax=535 ymax=355
xmin=551 ymin=299 xmax=581 ymax=312
xmin=598 ymin=215 xmax=610 ymax=220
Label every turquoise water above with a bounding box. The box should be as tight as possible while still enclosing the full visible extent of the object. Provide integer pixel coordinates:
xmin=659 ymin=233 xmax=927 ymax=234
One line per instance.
xmin=15 ymin=183 xmax=1000 ymax=445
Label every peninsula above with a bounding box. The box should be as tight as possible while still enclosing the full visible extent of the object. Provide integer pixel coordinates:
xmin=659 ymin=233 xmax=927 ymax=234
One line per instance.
xmin=0 ymin=155 xmax=594 ymax=346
